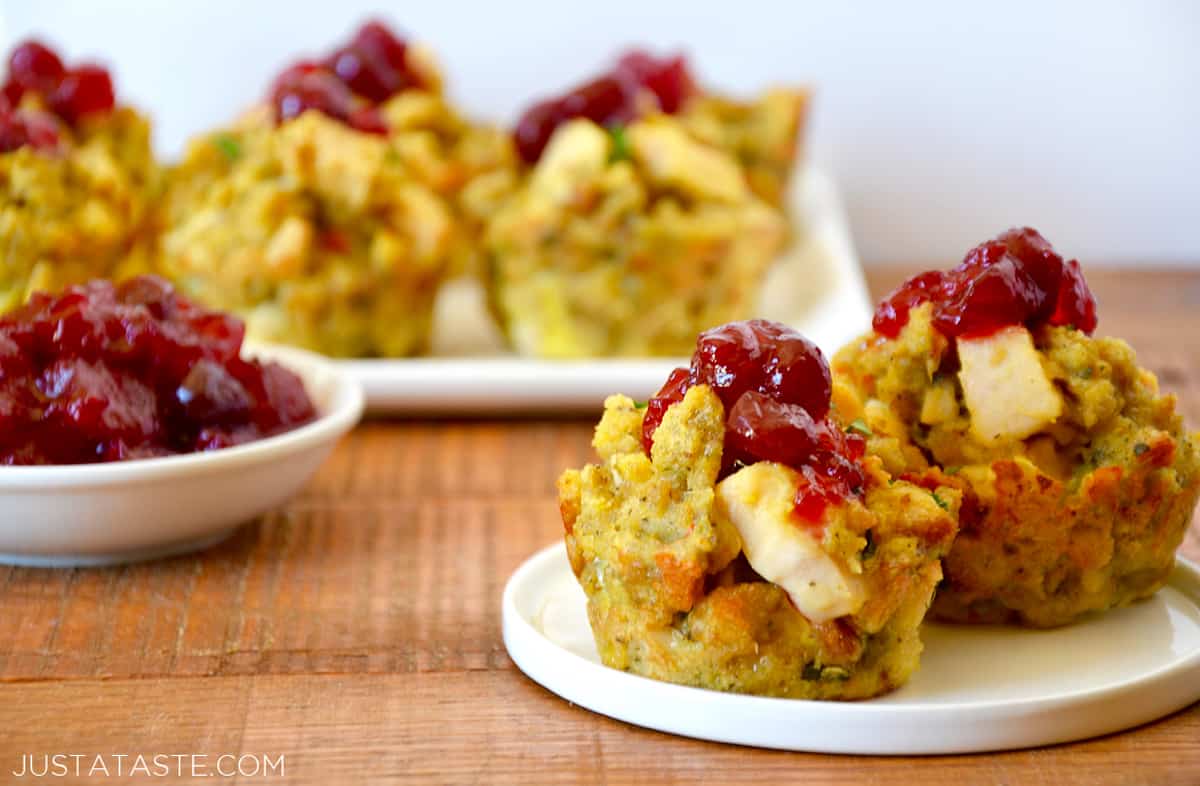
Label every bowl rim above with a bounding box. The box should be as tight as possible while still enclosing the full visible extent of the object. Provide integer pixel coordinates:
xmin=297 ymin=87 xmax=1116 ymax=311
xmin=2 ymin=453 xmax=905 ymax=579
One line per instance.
xmin=0 ymin=342 xmax=365 ymax=489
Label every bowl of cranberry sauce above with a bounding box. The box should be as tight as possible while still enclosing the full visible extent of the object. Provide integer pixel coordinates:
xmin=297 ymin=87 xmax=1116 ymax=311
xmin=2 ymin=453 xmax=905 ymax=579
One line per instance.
xmin=0 ymin=276 xmax=364 ymax=567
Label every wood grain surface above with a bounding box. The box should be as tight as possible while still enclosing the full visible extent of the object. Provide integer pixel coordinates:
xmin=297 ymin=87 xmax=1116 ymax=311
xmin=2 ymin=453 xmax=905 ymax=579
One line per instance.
xmin=2 ymin=269 xmax=1199 ymax=785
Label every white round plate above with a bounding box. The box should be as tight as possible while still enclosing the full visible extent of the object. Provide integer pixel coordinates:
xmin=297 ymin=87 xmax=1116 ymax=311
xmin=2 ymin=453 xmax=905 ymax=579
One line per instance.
xmin=502 ymin=543 xmax=1200 ymax=755
xmin=0 ymin=343 xmax=364 ymax=567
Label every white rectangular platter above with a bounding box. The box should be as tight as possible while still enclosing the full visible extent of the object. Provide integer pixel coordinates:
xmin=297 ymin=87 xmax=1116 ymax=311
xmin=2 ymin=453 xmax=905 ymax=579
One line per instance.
xmin=339 ymin=168 xmax=872 ymax=414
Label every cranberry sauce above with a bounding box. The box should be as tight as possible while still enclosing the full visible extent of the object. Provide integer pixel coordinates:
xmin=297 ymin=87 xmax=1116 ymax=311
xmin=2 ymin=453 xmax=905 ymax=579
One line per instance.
xmin=873 ymin=228 xmax=1098 ymax=340
xmin=1 ymin=40 xmax=116 ymax=152
xmin=0 ymin=276 xmax=316 ymax=465
xmin=642 ymin=320 xmax=864 ymax=524
xmin=513 ymin=49 xmax=696 ymax=163
xmin=269 ymin=20 xmax=423 ymax=134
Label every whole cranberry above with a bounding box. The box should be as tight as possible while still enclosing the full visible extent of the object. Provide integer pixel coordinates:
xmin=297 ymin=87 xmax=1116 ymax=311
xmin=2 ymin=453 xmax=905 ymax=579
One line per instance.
xmin=692 ymin=319 xmax=830 ymax=419
xmin=514 ymin=99 xmax=563 ymax=164
xmin=756 ymin=324 xmax=831 ymax=419
xmin=690 ymin=320 xmax=768 ymax=404
xmin=351 ymin=21 xmax=412 ymax=83
xmin=329 ymin=45 xmax=398 ymax=102
xmin=51 ymin=64 xmax=115 ymax=124
xmin=724 ymin=391 xmax=822 ymax=469
xmin=642 ymin=319 xmax=834 ymax=458
xmin=273 ymin=67 xmax=357 ymax=125
xmin=7 ymin=40 xmax=65 ymax=95
xmin=560 ymin=75 xmax=635 ymax=125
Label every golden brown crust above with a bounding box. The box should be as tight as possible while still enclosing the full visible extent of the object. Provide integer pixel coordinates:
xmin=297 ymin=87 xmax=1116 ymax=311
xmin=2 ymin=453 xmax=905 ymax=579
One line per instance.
xmin=932 ymin=446 xmax=1197 ymax=626
xmin=834 ymin=305 xmax=1200 ymax=627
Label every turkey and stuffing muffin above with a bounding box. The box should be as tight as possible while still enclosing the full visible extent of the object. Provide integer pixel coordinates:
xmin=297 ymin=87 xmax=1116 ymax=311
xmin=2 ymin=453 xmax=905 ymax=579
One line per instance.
xmin=833 ymin=228 xmax=1200 ymax=627
xmin=484 ymin=50 xmax=805 ymax=358
xmin=558 ymin=320 xmax=958 ymax=699
xmin=0 ymin=39 xmax=158 ymax=312
xmin=159 ymin=21 xmax=508 ymax=356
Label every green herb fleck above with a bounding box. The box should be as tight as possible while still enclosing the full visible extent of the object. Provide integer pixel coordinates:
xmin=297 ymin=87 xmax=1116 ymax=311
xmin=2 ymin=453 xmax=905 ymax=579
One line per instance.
xmin=1134 ymin=442 xmax=1149 ymax=456
xmin=801 ymin=663 xmax=823 ymax=681
xmin=608 ymin=124 xmax=630 ymax=162
xmin=633 ymin=400 xmax=648 ymax=410
xmin=944 ymin=465 xmax=961 ymax=476
xmin=846 ymin=418 xmax=873 ymax=437
xmin=931 ymin=492 xmax=950 ymax=511
xmin=1081 ymin=367 xmax=1094 ymax=379
xmin=212 ymin=134 xmax=241 ymax=161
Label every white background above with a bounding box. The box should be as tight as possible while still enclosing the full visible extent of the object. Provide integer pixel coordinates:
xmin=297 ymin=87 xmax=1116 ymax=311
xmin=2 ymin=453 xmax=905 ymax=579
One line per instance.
xmin=2 ymin=0 xmax=1197 ymax=266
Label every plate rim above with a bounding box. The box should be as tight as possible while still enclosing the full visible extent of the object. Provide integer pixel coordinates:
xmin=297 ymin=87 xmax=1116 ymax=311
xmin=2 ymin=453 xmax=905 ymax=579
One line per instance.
xmin=501 ymin=541 xmax=1200 ymax=754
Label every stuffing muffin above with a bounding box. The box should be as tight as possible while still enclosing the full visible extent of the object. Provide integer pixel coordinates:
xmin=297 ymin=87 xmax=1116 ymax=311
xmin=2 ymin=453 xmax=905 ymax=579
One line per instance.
xmin=486 ymin=118 xmax=785 ymax=357
xmin=559 ymin=320 xmax=958 ymax=699
xmin=160 ymin=111 xmax=452 ymax=357
xmin=0 ymin=40 xmax=158 ymax=313
xmin=160 ymin=22 xmax=470 ymax=357
xmin=485 ymin=50 xmax=805 ymax=358
xmin=834 ymin=228 xmax=1200 ymax=627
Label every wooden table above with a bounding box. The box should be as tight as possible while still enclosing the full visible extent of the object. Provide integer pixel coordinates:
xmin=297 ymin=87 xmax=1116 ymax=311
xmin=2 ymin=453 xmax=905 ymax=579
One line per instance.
xmin=2 ymin=269 xmax=1199 ymax=785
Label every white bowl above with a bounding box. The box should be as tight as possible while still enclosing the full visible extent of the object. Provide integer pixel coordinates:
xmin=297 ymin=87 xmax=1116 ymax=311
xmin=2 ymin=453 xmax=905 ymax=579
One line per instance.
xmin=0 ymin=343 xmax=364 ymax=566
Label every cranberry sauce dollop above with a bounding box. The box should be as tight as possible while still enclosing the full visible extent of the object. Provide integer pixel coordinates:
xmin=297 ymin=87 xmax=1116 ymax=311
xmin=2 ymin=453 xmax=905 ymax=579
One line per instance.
xmin=269 ymin=20 xmax=424 ymax=134
xmin=873 ymin=227 xmax=1098 ymax=340
xmin=513 ymin=49 xmax=697 ymax=164
xmin=0 ymin=277 xmax=317 ymax=465
xmin=0 ymin=39 xmax=116 ymax=153
xmin=642 ymin=320 xmax=865 ymax=523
